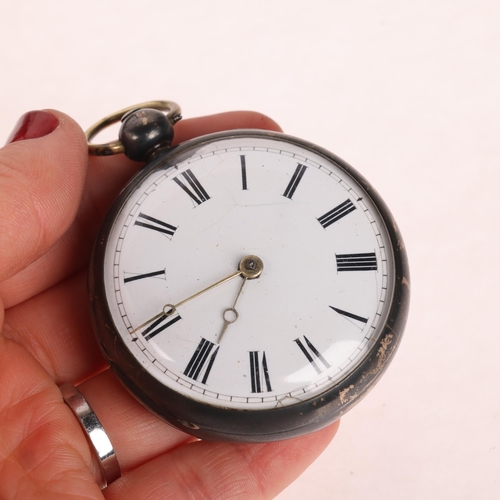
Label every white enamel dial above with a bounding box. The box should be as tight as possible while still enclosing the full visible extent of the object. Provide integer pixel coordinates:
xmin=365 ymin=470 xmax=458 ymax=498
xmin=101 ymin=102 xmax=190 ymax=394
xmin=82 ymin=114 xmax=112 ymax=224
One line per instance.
xmin=101 ymin=134 xmax=395 ymax=411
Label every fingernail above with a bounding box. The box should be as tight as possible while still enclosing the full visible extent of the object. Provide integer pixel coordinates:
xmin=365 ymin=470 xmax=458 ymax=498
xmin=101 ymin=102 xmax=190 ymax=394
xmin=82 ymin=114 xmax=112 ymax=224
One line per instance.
xmin=6 ymin=110 xmax=59 ymax=145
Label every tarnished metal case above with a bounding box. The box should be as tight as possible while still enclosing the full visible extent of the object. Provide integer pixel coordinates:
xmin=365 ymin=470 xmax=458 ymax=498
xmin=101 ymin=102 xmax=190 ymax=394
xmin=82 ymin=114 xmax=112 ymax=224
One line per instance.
xmin=89 ymin=129 xmax=410 ymax=443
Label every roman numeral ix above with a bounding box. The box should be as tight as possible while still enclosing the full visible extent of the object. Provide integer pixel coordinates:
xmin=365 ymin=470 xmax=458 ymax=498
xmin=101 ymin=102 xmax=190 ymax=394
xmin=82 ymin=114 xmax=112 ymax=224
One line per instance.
xmin=249 ymin=351 xmax=272 ymax=393
xmin=317 ymin=199 xmax=356 ymax=228
xmin=336 ymin=253 xmax=377 ymax=272
xmin=283 ymin=164 xmax=307 ymax=199
xmin=135 ymin=213 xmax=177 ymax=237
xmin=184 ymin=338 xmax=219 ymax=384
xmin=173 ymin=169 xmax=210 ymax=205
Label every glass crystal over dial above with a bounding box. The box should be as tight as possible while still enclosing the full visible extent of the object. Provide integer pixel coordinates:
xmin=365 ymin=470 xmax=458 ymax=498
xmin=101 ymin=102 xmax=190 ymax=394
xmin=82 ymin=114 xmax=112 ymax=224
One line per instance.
xmin=99 ymin=133 xmax=395 ymax=412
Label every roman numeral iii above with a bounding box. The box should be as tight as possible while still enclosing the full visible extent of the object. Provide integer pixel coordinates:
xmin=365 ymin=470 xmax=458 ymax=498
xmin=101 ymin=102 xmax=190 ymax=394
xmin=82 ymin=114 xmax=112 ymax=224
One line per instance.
xmin=173 ymin=169 xmax=210 ymax=205
xmin=184 ymin=338 xmax=219 ymax=384
xmin=317 ymin=199 xmax=356 ymax=228
xmin=336 ymin=253 xmax=377 ymax=272
xmin=249 ymin=351 xmax=272 ymax=393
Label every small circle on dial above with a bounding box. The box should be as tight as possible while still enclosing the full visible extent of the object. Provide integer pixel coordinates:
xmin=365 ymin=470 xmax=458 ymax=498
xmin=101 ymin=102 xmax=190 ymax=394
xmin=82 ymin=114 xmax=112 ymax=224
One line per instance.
xmin=223 ymin=307 xmax=239 ymax=324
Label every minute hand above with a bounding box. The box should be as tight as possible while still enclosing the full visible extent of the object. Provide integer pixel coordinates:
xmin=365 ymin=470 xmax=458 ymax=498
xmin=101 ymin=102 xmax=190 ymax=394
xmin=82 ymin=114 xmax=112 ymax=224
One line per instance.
xmin=130 ymin=269 xmax=242 ymax=336
xmin=164 ymin=269 xmax=243 ymax=315
xmin=130 ymin=255 xmax=263 ymax=336
xmin=167 ymin=254 xmax=263 ymax=314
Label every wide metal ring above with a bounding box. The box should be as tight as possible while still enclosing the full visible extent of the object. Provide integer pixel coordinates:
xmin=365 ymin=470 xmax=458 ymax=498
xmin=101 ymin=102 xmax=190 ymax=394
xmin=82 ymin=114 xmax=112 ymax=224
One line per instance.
xmin=86 ymin=100 xmax=182 ymax=156
xmin=60 ymin=383 xmax=121 ymax=489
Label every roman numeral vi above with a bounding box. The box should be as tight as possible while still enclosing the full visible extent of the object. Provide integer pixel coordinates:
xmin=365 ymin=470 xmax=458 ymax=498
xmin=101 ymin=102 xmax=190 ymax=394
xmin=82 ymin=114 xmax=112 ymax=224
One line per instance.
xmin=249 ymin=351 xmax=272 ymax=393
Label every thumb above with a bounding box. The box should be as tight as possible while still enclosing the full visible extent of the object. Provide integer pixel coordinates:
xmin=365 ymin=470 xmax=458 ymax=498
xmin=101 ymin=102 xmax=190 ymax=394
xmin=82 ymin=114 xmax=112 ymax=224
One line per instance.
xmin=0 ymin=110 xmax=88 ymax=282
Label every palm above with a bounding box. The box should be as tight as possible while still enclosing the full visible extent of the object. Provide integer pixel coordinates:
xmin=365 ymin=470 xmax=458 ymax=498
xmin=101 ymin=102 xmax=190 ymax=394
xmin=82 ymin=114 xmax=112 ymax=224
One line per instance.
xmin=0 ymin=111 xmax=337 ymax=499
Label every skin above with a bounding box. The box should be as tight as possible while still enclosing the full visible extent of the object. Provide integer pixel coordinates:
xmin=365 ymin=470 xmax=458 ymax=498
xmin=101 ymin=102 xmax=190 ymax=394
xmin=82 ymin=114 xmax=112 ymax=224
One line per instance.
xmin=0 ymin=110 xmax=339 ymax=500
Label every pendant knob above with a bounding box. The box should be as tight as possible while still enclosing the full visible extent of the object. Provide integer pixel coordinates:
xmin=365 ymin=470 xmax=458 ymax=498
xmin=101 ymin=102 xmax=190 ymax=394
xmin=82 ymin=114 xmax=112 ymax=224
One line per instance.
xmin=85 ymin=100 xmax=181 ymax=158
xmin=119 ymin=108 xmax=174 ymax=162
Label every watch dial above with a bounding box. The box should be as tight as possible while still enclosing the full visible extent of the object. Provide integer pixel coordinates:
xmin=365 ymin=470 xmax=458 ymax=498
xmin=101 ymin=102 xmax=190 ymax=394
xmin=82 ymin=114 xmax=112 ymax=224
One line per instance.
xmin=101 ymin=134 xmax=395 ymax=411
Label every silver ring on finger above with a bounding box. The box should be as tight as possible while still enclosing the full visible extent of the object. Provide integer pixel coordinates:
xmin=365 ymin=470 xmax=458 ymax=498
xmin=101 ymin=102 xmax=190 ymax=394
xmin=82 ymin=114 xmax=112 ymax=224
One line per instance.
xmin=59 ymin=383 xmax=121 ymax=489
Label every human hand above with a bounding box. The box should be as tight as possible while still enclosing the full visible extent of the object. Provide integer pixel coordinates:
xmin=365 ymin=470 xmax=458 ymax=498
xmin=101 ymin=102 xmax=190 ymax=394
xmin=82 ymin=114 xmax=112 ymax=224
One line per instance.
xmin=0 ymin=109 xmax=339 ymax=499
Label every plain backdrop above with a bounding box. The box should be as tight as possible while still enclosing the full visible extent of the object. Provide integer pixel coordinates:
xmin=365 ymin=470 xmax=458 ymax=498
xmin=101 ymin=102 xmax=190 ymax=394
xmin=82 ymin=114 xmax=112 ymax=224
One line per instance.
xmin=1 ymin=1 xmax=499 ymax=498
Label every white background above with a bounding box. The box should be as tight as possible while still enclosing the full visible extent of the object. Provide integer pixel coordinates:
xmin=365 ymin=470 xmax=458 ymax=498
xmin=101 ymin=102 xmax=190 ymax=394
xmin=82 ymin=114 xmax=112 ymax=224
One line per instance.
xmin=1 ymin=1 xmax=498 ymax=498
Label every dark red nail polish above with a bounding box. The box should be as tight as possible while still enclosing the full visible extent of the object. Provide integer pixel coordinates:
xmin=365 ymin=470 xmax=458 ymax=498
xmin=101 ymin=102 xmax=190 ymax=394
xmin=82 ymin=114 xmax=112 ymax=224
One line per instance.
xmin=6 ymin=110 xmax=59 ymax=145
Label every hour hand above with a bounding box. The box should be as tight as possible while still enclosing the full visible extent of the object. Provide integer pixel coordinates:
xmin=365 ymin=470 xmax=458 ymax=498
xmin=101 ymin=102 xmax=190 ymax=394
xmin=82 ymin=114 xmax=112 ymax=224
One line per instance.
xmin=218 ymin=255 xmax=264 ymax=343
xmin=218 ymin=279 xmax=246 ymax=343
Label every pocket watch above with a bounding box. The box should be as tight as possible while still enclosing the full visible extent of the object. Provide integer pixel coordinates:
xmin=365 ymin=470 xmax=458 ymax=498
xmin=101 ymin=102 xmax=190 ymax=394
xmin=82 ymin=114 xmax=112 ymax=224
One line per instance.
xmin=86 ymin=101 xmax=410 ymax=443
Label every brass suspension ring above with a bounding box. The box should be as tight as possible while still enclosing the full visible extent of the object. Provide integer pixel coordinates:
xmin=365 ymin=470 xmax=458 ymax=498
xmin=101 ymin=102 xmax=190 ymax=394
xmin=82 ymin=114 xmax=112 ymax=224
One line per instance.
xmin=85 ymin=100 xmax=182 ymax=156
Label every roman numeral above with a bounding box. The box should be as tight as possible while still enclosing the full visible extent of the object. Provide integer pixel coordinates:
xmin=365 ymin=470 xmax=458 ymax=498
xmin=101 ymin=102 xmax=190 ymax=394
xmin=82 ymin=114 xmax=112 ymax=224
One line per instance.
xmin=124 ymin=269 xmax=166 ymax=284
xmin=134 ymin=213 xmax=177 ymax=237
xmin=294 ymin=336 xmax=330 ymax=375
xmin=317 ymin=199 xmax=356 ymax=228
xmin=173 ymin=169 xmax=210 ymax=205
xmin=336 ymin=253 xmax=377 ymax=272
xmin=249 ymin=351 xmax=272 ymax=393
xmin=184 ymin=338 xmax=219 ymax=384
xmin=283 ymin=164 xmax=307 ymax=199
xmin=330 ymin=306 xmax=368 ymax=324
xmin=240 ymin=155 xmax=248 ymax=190
xmin=141 ymin=312 xmax=182 ymax=341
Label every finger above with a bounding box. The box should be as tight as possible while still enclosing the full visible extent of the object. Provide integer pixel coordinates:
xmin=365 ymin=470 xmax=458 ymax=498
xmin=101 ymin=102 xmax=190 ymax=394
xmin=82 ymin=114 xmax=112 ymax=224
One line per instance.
xmin=0 ymin=335 xmax=100 ymax=498
xmin=1 ymin=114 xmax=284 ymax=382
xmin=0 ymin=110 xmax=88 ymax=284
xmin=0 ymin=112 xmax=282 ymax=309
xmin=173 ymin=110 xmax=282 ymax=144
xmin=65 ymin=367 xmax=338 ymax=496
xmin=77 ymin=370 xmax=195 ymax=473
xmin=4 ymin=266 xmax=336 ymax=485
xmin=104 ymin=423 xmax=339 ymax=500
xmin=73 ymin=368 xmax=337 ymax=491
xmin=3 ymin=268 xmax=104 ymax=384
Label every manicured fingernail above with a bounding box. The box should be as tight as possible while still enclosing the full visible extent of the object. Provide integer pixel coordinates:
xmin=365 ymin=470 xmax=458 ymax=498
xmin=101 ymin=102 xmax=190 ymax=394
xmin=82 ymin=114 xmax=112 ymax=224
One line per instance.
xmin=6 ymin=110 xmax=59 ymax=145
